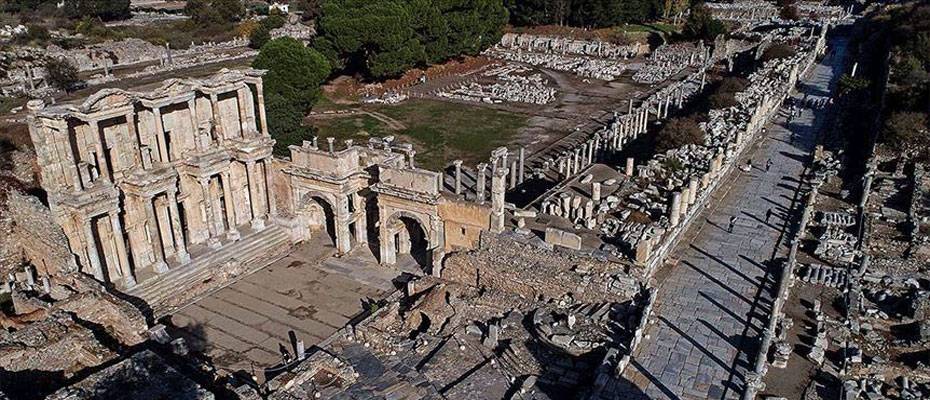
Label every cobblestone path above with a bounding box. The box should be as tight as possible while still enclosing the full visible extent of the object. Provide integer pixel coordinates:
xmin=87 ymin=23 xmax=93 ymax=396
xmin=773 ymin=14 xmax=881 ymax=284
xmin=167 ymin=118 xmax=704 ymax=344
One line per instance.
xmin=620 ymin=33 xmax=850 ymax=399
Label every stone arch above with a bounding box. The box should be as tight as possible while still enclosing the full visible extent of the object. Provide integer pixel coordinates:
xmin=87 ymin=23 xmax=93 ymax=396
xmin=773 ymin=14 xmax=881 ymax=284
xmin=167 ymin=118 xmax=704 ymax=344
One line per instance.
xmin=296 ymin=191 xmax=338 ymax=247
xmin=380 ymin=209 xmax=444 ymax=275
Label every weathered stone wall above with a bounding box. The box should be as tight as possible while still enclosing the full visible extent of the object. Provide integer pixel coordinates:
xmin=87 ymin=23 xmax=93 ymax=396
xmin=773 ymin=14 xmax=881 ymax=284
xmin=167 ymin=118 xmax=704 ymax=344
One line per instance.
xmin=443 ymin=234 xmax=637 ymax=303
xmin=438 ymin=199 xmax=489 ymax=252
xmin=54 ymin=273 xmax=148 ymax=346
xmin=270 ymin=158 xmax=295 ymax=218
xmin=6 ymin=191 xmax=77 ymax=277
xmin=0 ymin=310 xmax=117 ymax=374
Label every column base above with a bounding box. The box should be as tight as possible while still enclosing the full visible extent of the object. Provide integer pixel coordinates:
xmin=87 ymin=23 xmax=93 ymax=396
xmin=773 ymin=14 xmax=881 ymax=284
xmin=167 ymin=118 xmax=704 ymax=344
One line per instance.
xmin=251 ymin=218 xmax=266 ymax=231
xmin=152 ymin=261 xmax=169 ymax=274
xmin=226 ymin=229 xmax=241 ymax=241
xmin=176 ymin=251 xmax=192 ymax=265
xmin=123 ymin=274 xmax=137 ymax=288
xmin=208 ymin=237 xmax=222 ymax=249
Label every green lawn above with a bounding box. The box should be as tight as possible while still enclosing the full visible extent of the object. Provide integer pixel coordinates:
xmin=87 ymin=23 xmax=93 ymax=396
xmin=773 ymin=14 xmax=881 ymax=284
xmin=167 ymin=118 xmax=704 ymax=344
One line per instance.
xmin=616 ymin=23 xmax=679 ymax=35
xmin=311 ymin=99 xmax=527 ymax=171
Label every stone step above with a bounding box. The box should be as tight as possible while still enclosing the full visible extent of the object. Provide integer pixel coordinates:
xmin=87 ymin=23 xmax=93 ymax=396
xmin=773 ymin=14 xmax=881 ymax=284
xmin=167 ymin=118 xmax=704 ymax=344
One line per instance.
xmin=128 ymin=225 xmax=291 ymax=308
xmin=140 ymin=228 xmax=291 ymax=303
xmin=129 ymin=226 xmax=287 ymax=299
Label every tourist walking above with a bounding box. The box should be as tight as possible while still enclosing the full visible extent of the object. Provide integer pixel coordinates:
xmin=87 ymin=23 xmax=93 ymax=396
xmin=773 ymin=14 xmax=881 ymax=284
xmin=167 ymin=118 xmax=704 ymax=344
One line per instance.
xmin=728 ymin=215 xmax=738 ymax=233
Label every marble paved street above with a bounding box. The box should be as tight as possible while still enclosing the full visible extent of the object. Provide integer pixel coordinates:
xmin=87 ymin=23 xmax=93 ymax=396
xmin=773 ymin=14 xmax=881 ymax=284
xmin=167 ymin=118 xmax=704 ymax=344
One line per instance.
xmin=620 ymin=34 xmax=849 ymax=399
xmin=167 ymin=235 xmax=415 ymax=374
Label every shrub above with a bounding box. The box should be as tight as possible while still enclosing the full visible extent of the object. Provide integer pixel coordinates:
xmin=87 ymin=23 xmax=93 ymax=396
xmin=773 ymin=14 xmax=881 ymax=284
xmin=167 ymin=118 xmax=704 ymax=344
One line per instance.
xmin=779 ymin=5 xmax=799 ymax=21
xmin=186 ymin=0 xmax=245 ymax=25
xmin=45 ymin=58 xmax=83 ymax=92
xmin=15 ymin=25 xmax=51 ymax=45
xmin=655 ymin=117 xmax=705 ymax=152
xmin=760 ymin=44 xmax=796 ymax=62
xmin=682 ymin=4 xmax=728 ymax=41
xmin=708 ymin=77 xmax=748 ymax=108
xmin=883 ymin=112 xmax=929 ymax=155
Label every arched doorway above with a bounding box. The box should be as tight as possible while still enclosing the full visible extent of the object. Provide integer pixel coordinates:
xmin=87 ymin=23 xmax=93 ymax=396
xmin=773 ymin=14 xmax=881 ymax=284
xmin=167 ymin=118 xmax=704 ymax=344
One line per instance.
xmin=397 ymin=216 xmax=430 ymax=271
xmin=381 ymin=211 xmax=437 ymax=275
xmin=296 ymin=193 xmax=337 ymax=247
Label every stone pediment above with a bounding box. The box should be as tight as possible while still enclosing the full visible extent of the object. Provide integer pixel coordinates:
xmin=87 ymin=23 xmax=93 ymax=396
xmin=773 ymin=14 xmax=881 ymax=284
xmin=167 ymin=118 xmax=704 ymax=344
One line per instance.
xmin=78 ymin=89 xmax=135 ymax=114
xmin=157 ymin=79 xmax=198 ymax=96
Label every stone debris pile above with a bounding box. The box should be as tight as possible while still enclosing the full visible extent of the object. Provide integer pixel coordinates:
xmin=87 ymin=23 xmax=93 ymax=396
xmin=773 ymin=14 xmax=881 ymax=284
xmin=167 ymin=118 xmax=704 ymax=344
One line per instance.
xmin=706 ymin=1 xmax=848 ymax=24
xmin=632 ymin=42 xmax=708 ymax=84
xmin=497 ymin=33 xmax=644 ymax=59
xmin=797 ymin=263 xmax=849 ymax=288
xmin=1 ymin=37 xmax=252 ymax=96
xmin=438 ymin=64 xmax=556 ymax=105
xmin=814 ymin=211 xmax=859 ymax=263
xmin=530 ymin=301 xmax=638 ymax=356
xmin=104 ymin=11 xmax=189 ymax=27
xmin=487 ymin=49 xmax=629 ymax=81
xmin=0 ymin=25 xmax=26 ymax=40
xmin=486 ymin=33 xmax=643 ymax=81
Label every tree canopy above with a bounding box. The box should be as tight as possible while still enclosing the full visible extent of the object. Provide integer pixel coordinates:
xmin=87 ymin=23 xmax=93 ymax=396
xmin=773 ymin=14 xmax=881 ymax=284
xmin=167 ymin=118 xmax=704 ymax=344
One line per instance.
xmin=2 ymin=0 xmax=130 ymax=21
xmin=252 ymin=38 xmax=332 ymax=155
xmin=63 ymin=0 xmax=131 ymax=21
xmin=504 ymin=0 xmax=661 ymax=28
xmin=883 ymin=112 xmax=929 ymax=156
xmin=681 ymin=4 xmax=727 ymax=41
xmin=185 ymin=0 xmax=246 ymax=25
xmin=655 ymin=117 xmax=705 ymax=152
xmin=314 ymin=0 xmax=508 ymax=79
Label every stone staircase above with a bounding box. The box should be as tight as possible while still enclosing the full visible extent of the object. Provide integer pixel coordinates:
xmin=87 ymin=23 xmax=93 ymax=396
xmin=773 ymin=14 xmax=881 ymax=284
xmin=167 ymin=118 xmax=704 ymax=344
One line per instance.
xmin=127 ymin=225 xmax=293 ymax=318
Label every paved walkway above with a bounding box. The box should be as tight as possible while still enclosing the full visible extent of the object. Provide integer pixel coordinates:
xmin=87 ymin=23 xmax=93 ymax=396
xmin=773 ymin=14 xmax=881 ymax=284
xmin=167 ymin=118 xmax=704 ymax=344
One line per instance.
xmin=166 ymin=235 xmax=415 ymax=374
xmin=620 ymin=35 xmax=849 ymax=399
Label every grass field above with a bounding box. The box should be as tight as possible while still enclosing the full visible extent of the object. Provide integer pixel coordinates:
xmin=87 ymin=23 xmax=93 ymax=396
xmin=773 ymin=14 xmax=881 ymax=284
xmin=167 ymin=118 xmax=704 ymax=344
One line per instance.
xmin=310 ymin=98 xmax=527 ymax=171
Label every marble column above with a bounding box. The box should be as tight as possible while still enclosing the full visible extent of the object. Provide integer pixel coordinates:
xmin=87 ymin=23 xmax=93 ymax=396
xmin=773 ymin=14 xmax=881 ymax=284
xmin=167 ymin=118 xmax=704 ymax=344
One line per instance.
xmin=351 ymin=193 xmax=368 ymax=244
xmin=209 ymin=93 xmax=226 ymax=141
xmin=187 ymin=99 xmax=205 ymax=151
xmin=453 ymin=160 xmax=463 ymax=195
xmin=518 ymin=147 xmax=526 ymax=184
xmin=199 ymin=178 xmax=222 ymax=248
xmin=509 ymin=160 xmax=518 ymax=189
xmin=83 ymin=218 xmax=105 ymax=281
xmin=151 ymin=108 xmax=170 ymax=163
xmin=108 ymin=211 xmax=135 ymax=286
xmin=335 ymin=196 xmax=352 ymax=254
xmin=154 ymin=196 xmax=177 ymax=258
xmin=245 ymin=161 xmax=265 ymax=231
xmin=380 ymin=225 xmax=397 ymax=265
xmin=476 ymin=163 xmax=487 ymax=203
xmin=236 ymin=87 xmax=250 ymax=138
xmin=256 ymin=82 xmax=269 ymax=137
xmin=670 ymin=192 xmax=682 ymax=227
xmin=167 ymin=190 xmax=192 ymax=263
xmin=490 ymin=169 xmax=507 ymax=233
xmin=145 ymin=197 xmax=171 ymax=271
xmin=219 ymin=171 xmax=240 ymax=240
xmin=124 ymin=113 xmax=141 ymax=167
xmin=89 ymin=120 xmax=111 ymax=180
xmin=263 ymin=159 xmax=277 ymax=218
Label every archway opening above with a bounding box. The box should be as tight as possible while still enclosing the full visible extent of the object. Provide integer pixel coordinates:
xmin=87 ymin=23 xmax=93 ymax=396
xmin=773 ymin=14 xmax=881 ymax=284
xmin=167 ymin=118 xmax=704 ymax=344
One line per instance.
xmin=397 ymin=216 xmax=430 ymax=272
xmin=298 ymin=194 xmax=337 ymax=247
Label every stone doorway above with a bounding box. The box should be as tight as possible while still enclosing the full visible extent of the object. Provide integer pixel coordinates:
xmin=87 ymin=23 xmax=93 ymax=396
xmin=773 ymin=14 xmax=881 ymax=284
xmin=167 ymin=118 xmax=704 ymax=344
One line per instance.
xmin=297 ymin=194 xmax=337 ymax=247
